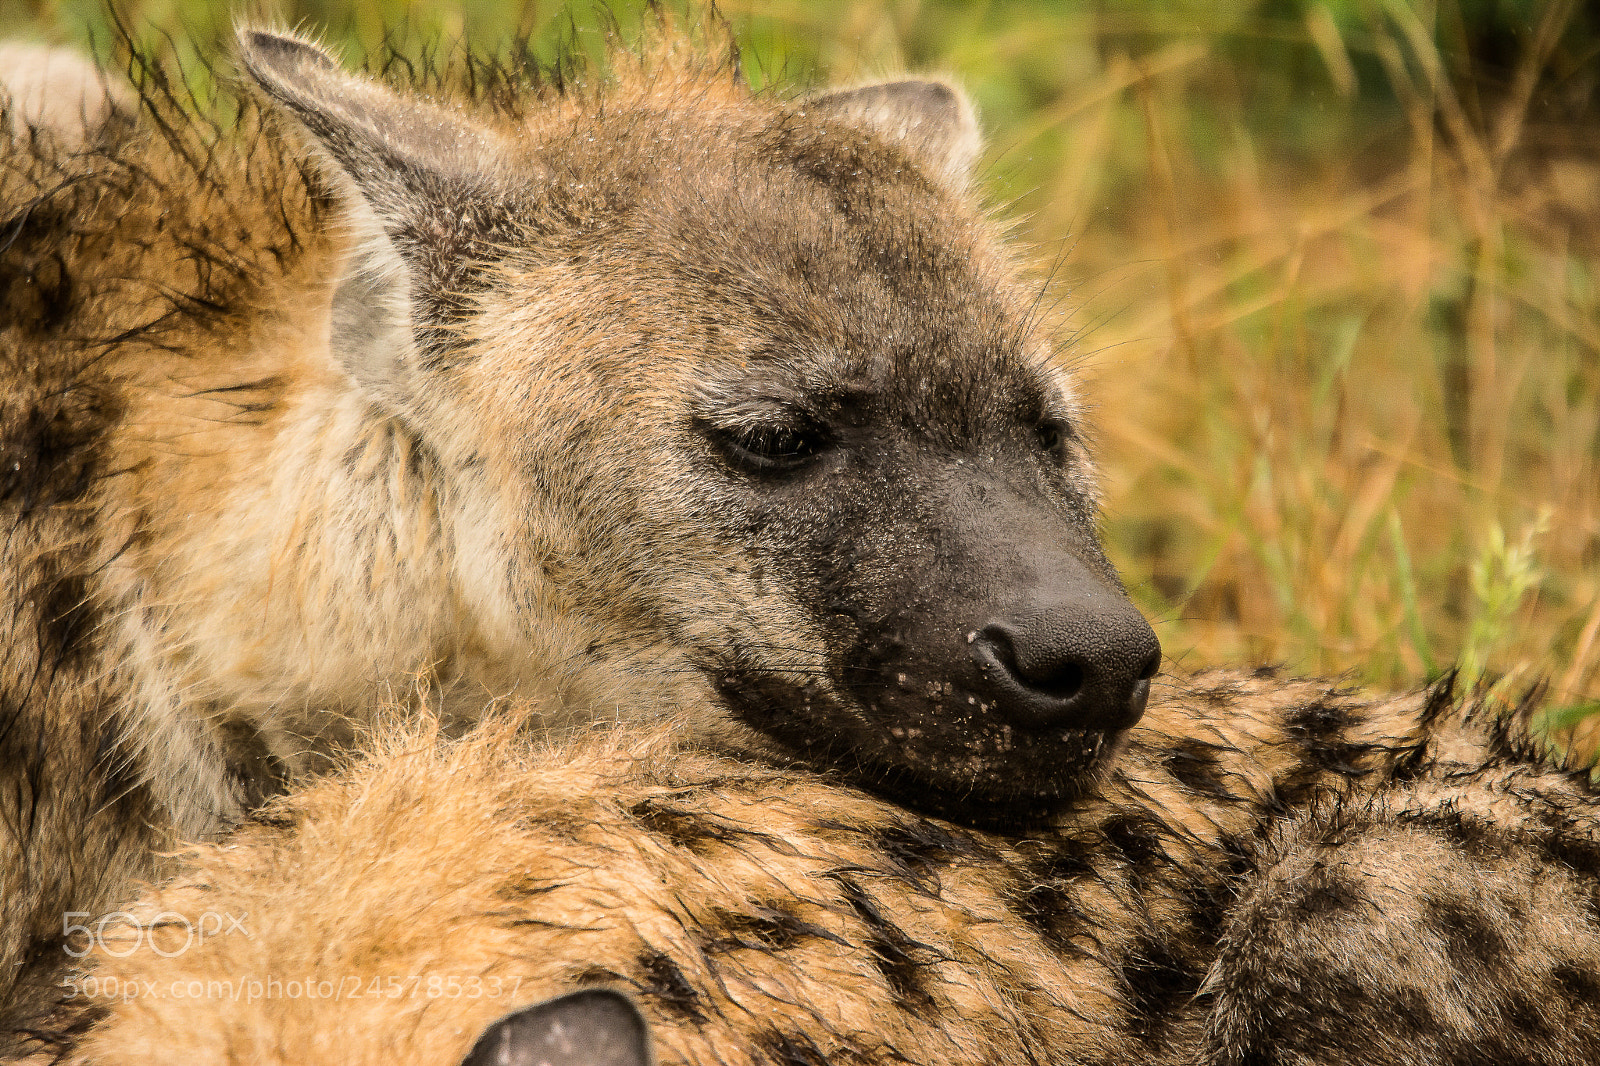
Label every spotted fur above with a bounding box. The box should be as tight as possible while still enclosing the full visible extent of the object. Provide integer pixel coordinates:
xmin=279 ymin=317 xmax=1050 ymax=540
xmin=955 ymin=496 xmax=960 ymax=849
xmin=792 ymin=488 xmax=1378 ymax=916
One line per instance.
xmin=2 ymin=20 xmax=1156 ymax=1042
xmin=15 ymin=670 xmax=1598 ymax=1065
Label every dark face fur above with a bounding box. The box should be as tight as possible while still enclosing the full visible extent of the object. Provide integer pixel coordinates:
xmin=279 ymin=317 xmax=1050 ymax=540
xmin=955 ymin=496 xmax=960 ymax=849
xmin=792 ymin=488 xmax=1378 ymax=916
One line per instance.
xmin=696 ymin=406 xmax=1156 ymax=825
xmin=654 ymin=111 xmax=1161 ymax=826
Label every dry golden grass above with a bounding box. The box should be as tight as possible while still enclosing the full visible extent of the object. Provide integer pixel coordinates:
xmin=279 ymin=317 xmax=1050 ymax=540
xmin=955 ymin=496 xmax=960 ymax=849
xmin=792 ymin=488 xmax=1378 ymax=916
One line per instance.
xmin=5 ymin=0 xmax=1598 ymax=742
xmin=1061 ymin=10 xmax=1600 ymax=739
xmin=722 ymin=0 xmax=1600 ymax=750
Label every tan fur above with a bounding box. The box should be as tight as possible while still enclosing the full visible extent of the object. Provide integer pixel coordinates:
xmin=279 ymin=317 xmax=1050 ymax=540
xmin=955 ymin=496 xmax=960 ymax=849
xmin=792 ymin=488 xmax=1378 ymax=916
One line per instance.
xmin=21 ymin=669 xmax=1600 ymax=1065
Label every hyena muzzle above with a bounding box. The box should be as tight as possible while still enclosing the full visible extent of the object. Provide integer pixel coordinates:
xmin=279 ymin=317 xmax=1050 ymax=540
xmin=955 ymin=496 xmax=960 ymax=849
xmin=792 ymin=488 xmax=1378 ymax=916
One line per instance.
xmin=2 ymin=17 xmax=1156 ymax=1039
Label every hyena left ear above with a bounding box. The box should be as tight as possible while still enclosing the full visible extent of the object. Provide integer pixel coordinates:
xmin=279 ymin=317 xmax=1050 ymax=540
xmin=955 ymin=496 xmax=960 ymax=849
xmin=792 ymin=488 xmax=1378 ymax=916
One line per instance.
xmin=236 ymin=28 xmax=517 ymax=424
xmin=806 ymin=79 xmax=982 ymax=190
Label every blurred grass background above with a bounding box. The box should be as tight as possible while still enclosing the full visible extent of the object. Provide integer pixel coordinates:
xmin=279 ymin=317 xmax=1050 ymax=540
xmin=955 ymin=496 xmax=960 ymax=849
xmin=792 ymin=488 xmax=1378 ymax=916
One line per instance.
xmin=4 ymin=0 xmax=1599 ymax=746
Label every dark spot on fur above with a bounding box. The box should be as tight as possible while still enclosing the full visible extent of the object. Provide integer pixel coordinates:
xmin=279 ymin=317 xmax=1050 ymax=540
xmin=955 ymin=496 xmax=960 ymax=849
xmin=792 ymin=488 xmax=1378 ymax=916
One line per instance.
xmin=30 ymin=564 xmax=92 ymax=672
xmin=1500 ymin=990 xmax=1554 ymax=1042
xmin=1386 ymin=985 xmax=1437 ymax=1039
xmin=701 ymin=904 xmax=845 ymax=954
xmin=1290 ymin=866 xmax=1365 ymax=917
xmin=1226 ymin=970 xmax=1439 ymax=1063
xmin=1405 ymin=808 xmax=1509 ymax=860
xmin=1534 ymin=827 xmax=1600 ymax=884
xmin=869 ymin=818 xmax=993 ymax=893
xmin=757 ymin=1030 xmax=833 ymax=1066
xmin=1274 ymin=698 xmax=1377 ymax=801
xmin=1217 ymin=833 xmax=1257 ymax=881
xmin=0 ymin=247 xmax=74 ymax=336
xmin=494 ymin=872 xmax=561 ymax=902
xmin=1551 ymin=962 xmax=1600 ymax=1002
xmin=834 ymin=876 xmax=941 ymax=1013
xmin=629 ymin=797 xmax=743 ymax=854
xmin=1271 ymin=766 xmax=1335 ymax=808
xmin=92 ymin=711 xmax=155 ymax=828
xmin=1285 ymin=698 xmax=1355 ymax=741
xmin=1 ymin=376 xmax=118 ymax=512
xmin=1117 ymin=933 xmax=1199 ymax=1045
xmin=0 ymin=198 xmax=76 ymax=328
xmin=1161 ymin=737 xmax=1233 ymax=800
xmin=1177 ymin=874 xmax=1233 ymax=944
xmin=1195 ymin=679 xmax=1245 ymax=706
xmin=635 ymin=950 xmax=705 ymax=1024
xmin=1534 ymin=803 xmax=1576 ymax=834
xmin=1101 ymin=811 xmax=1170 ymax=871
xmin=1423 ymin=895 xmax=1509 ymax=972
xmin=8 ymin=996 xmax=110 ymax=1061
xmin=1009 ymin=879 xmax=1086 ymax=956
xmin=1033 ymin=835 xmax=1099 ymax=881
xmin=571 ymin=965 xmax=627 ymax=987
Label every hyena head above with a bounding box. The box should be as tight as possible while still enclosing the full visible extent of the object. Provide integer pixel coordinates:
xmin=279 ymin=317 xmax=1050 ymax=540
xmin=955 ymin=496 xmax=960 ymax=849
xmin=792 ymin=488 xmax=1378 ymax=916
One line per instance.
xmin=238 ymin=27 xmax=1159 ymax=825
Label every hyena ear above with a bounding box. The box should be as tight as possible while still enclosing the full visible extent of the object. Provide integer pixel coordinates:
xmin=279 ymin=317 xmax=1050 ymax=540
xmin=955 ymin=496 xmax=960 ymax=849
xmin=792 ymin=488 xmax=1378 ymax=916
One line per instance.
xmin=458 ymin=990 xmax=653 ymax=1066
xmin=236 ymin=28 xmax=517 ymax=419
xmin=807 ymin=79 xmax=981 ymax=190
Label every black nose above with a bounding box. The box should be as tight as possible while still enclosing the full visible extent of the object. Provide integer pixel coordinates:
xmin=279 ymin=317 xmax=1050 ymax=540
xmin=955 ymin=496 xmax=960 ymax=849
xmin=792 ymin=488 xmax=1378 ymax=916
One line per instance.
xmin=969 ymin=601 xmax=1160 ymax=732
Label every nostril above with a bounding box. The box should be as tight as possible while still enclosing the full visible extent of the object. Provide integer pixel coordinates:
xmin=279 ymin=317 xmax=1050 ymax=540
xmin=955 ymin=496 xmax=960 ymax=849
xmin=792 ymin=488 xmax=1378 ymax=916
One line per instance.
xmin=974 ymin=624 xmax=1087 ymax=704
xmin=1137 ymin=647 xmax=1161 ymax=681
xmin=1026 ymin=659 xmax=1084 ymax=702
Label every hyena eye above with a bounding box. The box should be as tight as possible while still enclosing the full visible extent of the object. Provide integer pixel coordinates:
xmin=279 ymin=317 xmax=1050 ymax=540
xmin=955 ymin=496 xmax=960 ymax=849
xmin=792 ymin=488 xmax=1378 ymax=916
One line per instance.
xmin=709 ymin=421 xmax=828 ymax=474
xmin=1036 ymin=419 xmax=1074 ymax=458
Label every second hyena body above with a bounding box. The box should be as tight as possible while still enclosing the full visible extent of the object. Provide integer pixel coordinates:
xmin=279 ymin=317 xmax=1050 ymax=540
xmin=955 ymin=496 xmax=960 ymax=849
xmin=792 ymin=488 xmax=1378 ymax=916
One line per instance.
xmin=34 ymin=669 xmax=1600 ymax=1066
xmin=2 ymin=21 xmax=1163 ymax=1035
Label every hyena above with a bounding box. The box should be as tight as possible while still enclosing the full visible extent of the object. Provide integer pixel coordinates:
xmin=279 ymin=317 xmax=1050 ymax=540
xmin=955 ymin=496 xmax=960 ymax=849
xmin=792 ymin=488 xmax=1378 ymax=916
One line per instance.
xmin=0 ymin=18 xmax=1162 ymax=1040
xmin=26 ymin=670 xmax=1600 ymax=1066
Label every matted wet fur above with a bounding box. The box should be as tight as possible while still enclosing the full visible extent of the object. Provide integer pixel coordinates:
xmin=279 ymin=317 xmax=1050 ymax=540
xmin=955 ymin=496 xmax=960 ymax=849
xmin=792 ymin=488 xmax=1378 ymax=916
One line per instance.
xmin=0 ymin=15 xmax=1174 ymax=1039
xmin=15 ymin=669 xmax=1600 ymax=1065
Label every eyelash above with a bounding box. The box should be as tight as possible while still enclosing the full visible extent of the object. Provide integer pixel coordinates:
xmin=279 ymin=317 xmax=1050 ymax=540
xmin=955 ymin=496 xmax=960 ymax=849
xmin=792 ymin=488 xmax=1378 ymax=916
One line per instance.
xmin=706 ymin=420 xmax=828 ymax=474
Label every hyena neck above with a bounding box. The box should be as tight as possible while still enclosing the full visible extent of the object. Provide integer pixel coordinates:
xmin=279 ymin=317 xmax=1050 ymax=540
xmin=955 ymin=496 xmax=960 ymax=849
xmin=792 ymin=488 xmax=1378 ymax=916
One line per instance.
xmin=104 ymin=327 xmax=702 ymax=834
